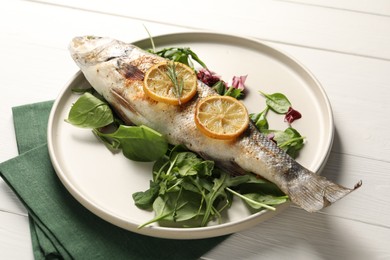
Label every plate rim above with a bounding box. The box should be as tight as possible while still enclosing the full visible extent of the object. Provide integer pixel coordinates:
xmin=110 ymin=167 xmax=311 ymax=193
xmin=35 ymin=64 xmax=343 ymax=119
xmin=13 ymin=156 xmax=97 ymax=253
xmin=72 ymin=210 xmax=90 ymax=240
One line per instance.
xmin=47 ymin=31 xmax=334 ymax=239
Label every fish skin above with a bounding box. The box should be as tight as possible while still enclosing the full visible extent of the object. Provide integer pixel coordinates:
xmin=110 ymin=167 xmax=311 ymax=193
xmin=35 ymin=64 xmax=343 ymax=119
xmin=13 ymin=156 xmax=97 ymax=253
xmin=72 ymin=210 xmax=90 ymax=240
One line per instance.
xmin=69 ymin=36 xmax=362 ymax=212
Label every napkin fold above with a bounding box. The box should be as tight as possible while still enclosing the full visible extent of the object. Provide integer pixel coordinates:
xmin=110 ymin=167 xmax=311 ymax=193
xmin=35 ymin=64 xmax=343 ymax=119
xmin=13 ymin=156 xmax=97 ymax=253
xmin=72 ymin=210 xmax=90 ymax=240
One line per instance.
xmin=0 ymin=101 xmax=226 ymax=260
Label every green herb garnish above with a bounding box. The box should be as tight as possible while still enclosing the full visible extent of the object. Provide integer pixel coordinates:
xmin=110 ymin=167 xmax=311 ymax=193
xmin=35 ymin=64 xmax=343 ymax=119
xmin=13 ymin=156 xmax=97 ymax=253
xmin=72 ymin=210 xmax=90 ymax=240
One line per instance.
xmin=166 ymin=61 xmax=184 ymax=103
xmin=133 ymin=145 xmax=287 ymax=228
xmin=251 ymin=91 xmax=305 ymax=158
xmin=151 ymin=47 xmax=207 ymax=69
xmin=209 ymin=81 xmax=245 ymax=99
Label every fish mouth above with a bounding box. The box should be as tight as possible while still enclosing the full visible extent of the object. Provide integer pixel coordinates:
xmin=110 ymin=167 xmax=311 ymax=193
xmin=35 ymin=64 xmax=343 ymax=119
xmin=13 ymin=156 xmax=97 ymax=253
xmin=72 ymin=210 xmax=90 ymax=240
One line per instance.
xmin=69 ymin=36 xmax=116 ymax=67
xmin=70 ymin=36 xmax=112 ymax=52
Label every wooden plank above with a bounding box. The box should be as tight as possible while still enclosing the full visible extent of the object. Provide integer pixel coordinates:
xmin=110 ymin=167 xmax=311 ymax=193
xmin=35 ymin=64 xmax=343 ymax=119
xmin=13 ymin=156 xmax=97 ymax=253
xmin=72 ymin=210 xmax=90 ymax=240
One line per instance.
xmin=31 ymin=0 xmax=390 ymax=60
xmin=1 ymin=206 xmax=389 ymax=260
xmin=280 ymin=0 xmax=390 ymax=16
xmin=0 ymin=213 xmax=33 ymax=260
xmin=318 ymin=152 xmax=390 ymax=227
xmin=203 ymin=207 xmax=390 ymax=260
xmin=271 ymin=42 xmax=390 ymax=162
xmin=0 ymin=182 xmax=28 ymax=216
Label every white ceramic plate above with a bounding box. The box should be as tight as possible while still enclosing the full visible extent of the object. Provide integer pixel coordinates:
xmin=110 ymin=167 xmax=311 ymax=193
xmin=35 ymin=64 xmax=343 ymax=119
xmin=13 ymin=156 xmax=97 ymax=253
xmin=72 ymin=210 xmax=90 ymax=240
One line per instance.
xmin=47 ymin=32 xmax=333 ymax=239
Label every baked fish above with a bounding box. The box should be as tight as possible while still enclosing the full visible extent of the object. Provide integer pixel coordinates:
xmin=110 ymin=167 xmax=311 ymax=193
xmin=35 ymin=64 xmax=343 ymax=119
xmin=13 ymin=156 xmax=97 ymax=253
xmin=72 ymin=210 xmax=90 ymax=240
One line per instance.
xmin=69 ymin=35 xmax=361 ymax=212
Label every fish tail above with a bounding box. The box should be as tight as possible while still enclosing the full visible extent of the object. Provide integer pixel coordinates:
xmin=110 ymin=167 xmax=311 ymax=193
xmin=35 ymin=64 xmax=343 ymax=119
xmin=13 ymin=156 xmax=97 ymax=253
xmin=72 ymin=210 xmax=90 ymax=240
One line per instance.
xmin=287 ymin=168 xmax=362 ymax=212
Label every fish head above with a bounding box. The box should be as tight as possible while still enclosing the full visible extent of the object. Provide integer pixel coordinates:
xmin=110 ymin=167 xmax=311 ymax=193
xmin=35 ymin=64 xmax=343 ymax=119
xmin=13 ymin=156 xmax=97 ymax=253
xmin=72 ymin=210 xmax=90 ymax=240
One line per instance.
xmin=69 ymin=36 xmax=132 ymax=67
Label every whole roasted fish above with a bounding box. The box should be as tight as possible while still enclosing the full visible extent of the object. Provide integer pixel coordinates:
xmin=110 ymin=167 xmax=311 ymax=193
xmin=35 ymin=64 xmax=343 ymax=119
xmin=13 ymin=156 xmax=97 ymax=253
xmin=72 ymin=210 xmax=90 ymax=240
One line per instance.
xmin=69 ymin=35 xmax=361 ymax=212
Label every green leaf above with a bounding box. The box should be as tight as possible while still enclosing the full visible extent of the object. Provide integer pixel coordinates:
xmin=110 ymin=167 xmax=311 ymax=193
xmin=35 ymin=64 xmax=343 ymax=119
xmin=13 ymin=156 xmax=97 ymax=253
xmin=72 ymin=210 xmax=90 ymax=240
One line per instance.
xmin=138 ymin=190 xmax=204 ymax=228
xmin=152 ymin=47 xmax=207 ymax=69
xmin=132 ymin=181 xmax=160 ymax=209
xmin=240 ymin=192 xmax=288 ymax=209
xmin=211 ymin=82 xmax=244 ymax=99
xmin=94 ymin=125 xmax=168 ymax=162
xmin=70 ymin=86 xmax=93 ymax=94
xmin=259 ymin=91 xmax=291 ymax=114
xmin=134 ymin=145 xmax=291 ymax=228
xmin=225 ymin=188 xmax=276 ymax=211
xmin=224 ymin=174 xmax=252 ymax=187
xmin=263 ymin=129 xmax=291 ymax=144
xmin=185 ymin=48 xmax=208 ymax=69
xmin=237 ymin=175 xmax=285 ymax=196
xmin=65 ymin=92 xmax=114 ymax=128
xmin=263 ymin=127 xmax=305 ymax=158
xmin=202 ymin=172 xmax=230 ymax=226
xmin=212 ymin=81 xmax=227 ymax=95
xmin=250 ymin=107 xmax=269 ymax=132
xmin=172 ymin=191 xmax=205 ymax=222
xmin=172 ymin=152 xmax=203 ymax=176
xmin=224 ymin=86 xmax=244 ymax=99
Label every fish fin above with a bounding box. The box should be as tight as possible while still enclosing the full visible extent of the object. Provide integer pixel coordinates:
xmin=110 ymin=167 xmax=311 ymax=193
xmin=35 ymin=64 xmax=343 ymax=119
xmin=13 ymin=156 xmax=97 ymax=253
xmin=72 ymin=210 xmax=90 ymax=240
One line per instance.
xmin=288 ymin=168 xmax=362 ymax=212
xmin=109 ymin=88 xmax=140 ymax=125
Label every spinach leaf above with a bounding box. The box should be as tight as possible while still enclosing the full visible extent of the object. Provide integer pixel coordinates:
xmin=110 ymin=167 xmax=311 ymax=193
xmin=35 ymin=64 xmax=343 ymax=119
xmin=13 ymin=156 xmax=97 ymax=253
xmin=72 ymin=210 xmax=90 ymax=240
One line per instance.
xmin=280 ymin=128 xmax=305 ymax=158
xmin=259 ymin=91 xmax=291 ymax=114
xmin=264 ymin=127 xmax=305 ymax=158
xmin=132 ymin=181 xmax=160 ymax=210
xmin=250 ymin=107 xmax=270 ymax=132
xmin=152 ymin=47 xmax=207 ymax=69
xmin=138 ymin=190 xmax=204 ymax=228
xmin=135 ymin=147 xmax=233 ymax=227
xmin=237 ymin=192 xmax=288 ymax=209
xmin=70 ymin=86 xmax=93 ymax=94
xmin=172 ymin=152 xmax=205 ymax=177
xmin=65 ymin=92 xmax=114 ymax=128
xmin=94 ymin=125 xmax=168 ymax=162
xmin=252 ymin=90 xmax=305 ymax=158
xmin=226 ymin=175 xmax=287 ymax=210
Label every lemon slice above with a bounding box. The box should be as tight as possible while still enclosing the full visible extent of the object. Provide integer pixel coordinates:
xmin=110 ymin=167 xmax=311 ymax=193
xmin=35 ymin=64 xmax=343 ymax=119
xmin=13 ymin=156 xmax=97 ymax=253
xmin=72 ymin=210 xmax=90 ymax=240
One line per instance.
xmin=195 ymin=95 xmax=249 ymax=140
xmin=143 ymin=61 xmax=197 ymax=105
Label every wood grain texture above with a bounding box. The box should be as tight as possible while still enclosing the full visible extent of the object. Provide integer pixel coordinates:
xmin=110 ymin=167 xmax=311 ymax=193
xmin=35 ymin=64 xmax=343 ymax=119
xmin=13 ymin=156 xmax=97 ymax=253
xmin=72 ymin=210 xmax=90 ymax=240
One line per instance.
xmin=270 ymin=42 xmax=390 ymax=162
xmin=1 ymin=0 xmax=389 ymax=259
xmin=203 ymin=207 xmax=390 ymax=260
xmin=0 ymin=213 xmax=33 ymax=260
xmin=0 ymin=182 xmax=28 ymax=216
xmin=280 ymin=0 xmax=390 ymax=16
xmin=33 ymin=0 xmax=390 ymax=60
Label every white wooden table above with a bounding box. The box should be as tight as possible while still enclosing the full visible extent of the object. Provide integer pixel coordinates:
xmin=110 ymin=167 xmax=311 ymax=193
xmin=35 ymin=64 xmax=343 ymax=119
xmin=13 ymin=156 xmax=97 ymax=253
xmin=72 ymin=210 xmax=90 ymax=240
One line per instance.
xmin=1 ymin=1 xmax=389 ymax=259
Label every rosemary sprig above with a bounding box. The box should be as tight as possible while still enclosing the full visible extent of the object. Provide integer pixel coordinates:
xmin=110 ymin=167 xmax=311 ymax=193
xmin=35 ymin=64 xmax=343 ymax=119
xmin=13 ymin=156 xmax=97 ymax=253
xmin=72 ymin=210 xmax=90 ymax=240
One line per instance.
xmin=166 ymin=61 xmax=184 ymax=104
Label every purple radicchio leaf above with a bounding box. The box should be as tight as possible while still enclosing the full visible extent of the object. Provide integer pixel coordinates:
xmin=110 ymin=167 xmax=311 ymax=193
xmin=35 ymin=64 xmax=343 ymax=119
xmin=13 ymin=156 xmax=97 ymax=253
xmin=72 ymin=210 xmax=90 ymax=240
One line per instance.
xmin=284 ymin=107 xmax=302 ymax=124
xmin=197 ymin=68 xmax=221 ymax=86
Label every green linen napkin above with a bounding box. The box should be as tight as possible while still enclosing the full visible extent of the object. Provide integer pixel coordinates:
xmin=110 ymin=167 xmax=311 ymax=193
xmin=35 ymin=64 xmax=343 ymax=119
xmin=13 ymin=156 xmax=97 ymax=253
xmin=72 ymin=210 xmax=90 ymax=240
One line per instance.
xmin=0 ymin=101 xmax=226 ymax=260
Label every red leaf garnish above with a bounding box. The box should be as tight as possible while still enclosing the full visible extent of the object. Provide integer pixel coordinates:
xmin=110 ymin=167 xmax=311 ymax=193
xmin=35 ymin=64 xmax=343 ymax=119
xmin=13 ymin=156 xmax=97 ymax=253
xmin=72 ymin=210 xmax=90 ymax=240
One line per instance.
xmin=197 ymin=68 xmax=221 ymax=86
xmin=284 ymin=107 xmax=302 ymax=124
